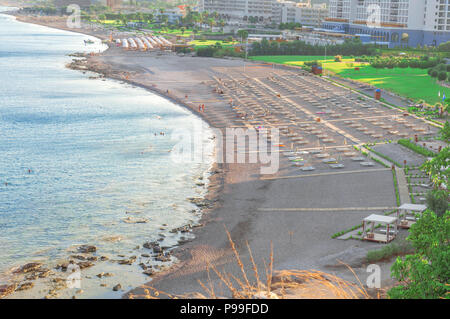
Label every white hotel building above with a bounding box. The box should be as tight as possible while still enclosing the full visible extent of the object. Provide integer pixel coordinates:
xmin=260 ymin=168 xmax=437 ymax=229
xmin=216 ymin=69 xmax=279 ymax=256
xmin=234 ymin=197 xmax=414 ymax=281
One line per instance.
xmin=323 ymin=0 xmax=450 ymax=47
xmin=200 ymin=0 xmax=329 ymax=27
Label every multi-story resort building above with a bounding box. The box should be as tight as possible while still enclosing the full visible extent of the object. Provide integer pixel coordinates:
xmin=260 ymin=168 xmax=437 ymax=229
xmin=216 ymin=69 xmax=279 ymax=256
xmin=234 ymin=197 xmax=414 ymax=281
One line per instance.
xmin=323 ymin=0 xmax=450 ymax=48
xmin=278 ymin=1 xmax=328 ymax=27
xmin=200 ymin=0 xmax=276 ymax=22
xmin=200 ymin=0 xmax=329 ymax=27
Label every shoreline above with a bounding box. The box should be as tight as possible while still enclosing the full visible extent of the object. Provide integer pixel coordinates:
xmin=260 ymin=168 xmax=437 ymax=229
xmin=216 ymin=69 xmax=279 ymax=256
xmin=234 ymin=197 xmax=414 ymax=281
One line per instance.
xmin=0 ymin=10 xmax=225 ymax=299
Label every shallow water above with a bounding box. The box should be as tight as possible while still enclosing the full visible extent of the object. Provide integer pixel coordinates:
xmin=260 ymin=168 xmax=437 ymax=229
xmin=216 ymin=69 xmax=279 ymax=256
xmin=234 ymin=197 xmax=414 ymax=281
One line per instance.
xmin=0 ymin=9 xmax=214 ymax=298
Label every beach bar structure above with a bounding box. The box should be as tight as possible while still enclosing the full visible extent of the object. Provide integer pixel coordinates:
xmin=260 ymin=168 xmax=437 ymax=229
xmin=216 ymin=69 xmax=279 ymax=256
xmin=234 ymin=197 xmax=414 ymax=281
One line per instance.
xmin=397 ymin=204 xmax=427 ymax=229
xmin=362 ymin=214 xmax=398 ymax=243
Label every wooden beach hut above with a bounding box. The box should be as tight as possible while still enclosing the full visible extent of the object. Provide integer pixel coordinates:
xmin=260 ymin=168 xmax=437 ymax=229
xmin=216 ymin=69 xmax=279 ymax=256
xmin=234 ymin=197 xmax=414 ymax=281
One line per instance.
xmin=362 ymin=214 xmax=398 ymax=243
xmin=397 ymin=204 xmax=427 ymax=229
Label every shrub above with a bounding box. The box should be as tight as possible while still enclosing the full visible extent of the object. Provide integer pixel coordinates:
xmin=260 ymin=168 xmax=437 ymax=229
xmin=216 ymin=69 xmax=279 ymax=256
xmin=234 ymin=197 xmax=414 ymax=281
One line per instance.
xmin=438 ymin=71 xmax=448 ymax=81
xmin=397 ymin=139 xmax=437 ymax=157
xmin=431 ymin=70 xmax=438 ymax=77
xmin=440 ymin=121 xmax=450 ymax=142
xmin=366 ymin=240 xmax=413 ymax=263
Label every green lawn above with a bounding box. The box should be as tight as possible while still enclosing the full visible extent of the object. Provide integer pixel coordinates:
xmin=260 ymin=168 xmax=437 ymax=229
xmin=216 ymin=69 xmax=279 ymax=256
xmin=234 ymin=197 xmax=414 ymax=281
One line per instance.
xmin=188 ymin=40 xmax=239 ymax=48
xmin=336 ymin=65 xmax=449 ymax=104
xmin=249 ymin=55 xmax=449 ymax=105
xmin=249 ymin=55 xmax=351 ymax=64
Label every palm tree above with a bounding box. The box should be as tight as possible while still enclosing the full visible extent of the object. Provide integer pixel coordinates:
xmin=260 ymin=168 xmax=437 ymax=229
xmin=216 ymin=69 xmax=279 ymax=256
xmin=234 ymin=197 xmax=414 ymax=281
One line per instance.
xmin=237 ymin=29 xmax=248 ymax=42
xmin=218 ymin=19 xmax=225 ymax=31
xmin=207 ymin=17 xmax=216 ymax=32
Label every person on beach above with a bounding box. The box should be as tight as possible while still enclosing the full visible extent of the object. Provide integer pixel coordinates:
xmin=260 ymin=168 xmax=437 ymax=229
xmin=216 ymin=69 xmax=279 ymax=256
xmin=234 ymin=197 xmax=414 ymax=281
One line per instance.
xmin=202 ymin=104 xmax=205 ymax=112
xmin=199 ymin=104 xmax=201 ymax=112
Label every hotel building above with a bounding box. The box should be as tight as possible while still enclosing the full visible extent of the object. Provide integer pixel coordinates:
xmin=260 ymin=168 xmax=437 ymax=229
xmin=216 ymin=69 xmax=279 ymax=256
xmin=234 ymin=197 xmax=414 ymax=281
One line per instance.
xmin=323 ymin=0 xmax=450 ymax=47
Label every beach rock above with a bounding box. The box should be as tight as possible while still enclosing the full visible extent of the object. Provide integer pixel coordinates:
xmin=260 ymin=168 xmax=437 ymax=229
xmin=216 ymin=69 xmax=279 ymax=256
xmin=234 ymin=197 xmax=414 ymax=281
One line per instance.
xmin=55 ymin=262 xmax=71 ymax=271
xmin=77 ymin=261 xmax=94 ymax=269
xmin=118 ymin=256 xmax=136 ymax=265
xmin=38 ymin=269 xmax=51 ymax=278
xmin=123 ymin=217 xmax=148 ymax=224
xmin=25 ymin=273 xmax=39 ymax=281
xmin=139 ymin=263 xmax=147 ymax=270
xmin=71 ymin=255 xmax=86 ymax=260
xmin=78 ymin=245 xmax=96 ymax=253
xmin=87 ymin=256 xmax=98 ymax=261
xmin=187 ymin=197 xmax=209 ymax=208
xmin=143 ymin=242 xmax=162 ymax=253
xmin=52 ymin=278 xmax=65 ymax=284
xmin=155 ymin=254 xmax=171 ymax=262
xmin=141 ymin=254 xmax=150 ymax=258
xmin=100 ymin=256 xmax=109 ymax=261
xmin=15 ymin=262 xmax=42 ymax=274
xmin=0 ymin=284 xmax=17 ymax=298
xmin=16 ymin=282 xmax=34 ymax=291
xmin=143 ymin=270 xmax=155 ymax=276
xmin=112 ymin=284 xmax=121 ymax=291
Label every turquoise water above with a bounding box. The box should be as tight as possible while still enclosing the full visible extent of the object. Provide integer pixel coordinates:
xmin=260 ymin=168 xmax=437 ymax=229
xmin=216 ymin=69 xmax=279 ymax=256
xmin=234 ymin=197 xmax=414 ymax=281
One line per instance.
xmin=0 ymin=10 xmax=213 ymax=297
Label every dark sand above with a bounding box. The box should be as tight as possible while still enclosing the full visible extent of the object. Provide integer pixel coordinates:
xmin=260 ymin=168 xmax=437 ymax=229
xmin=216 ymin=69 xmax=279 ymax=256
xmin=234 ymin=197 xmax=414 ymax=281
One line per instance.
xmin=76 ymin=48 xmax=405 ymax=298
xmin=3 ymin=11 xmax=436 ymax=298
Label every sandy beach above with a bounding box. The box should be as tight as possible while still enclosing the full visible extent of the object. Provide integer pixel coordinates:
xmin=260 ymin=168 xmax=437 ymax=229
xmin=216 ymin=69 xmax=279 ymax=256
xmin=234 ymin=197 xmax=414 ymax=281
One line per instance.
xmin=2 ymin=10 xmax=439 ymax=299
xmin=78 ymin=48 xmax=403 ymax=298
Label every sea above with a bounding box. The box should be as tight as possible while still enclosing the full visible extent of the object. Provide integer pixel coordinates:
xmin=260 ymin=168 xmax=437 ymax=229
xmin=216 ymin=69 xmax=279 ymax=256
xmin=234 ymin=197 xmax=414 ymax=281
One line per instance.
xmin=0 ymin=8 xmax=214 ymax=298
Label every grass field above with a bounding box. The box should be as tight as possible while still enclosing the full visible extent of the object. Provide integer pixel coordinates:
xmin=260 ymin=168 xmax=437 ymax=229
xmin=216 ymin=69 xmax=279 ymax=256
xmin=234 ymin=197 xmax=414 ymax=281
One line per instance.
xmin=249 ymin=55 xmax=351 ymax=64
xmin=188 ymin=40 xmax=239 ymax=48
xmin=335 ymin=65 xmax=450 ymax=104
xmin=249 ymin=55 xmax=450 ymax=105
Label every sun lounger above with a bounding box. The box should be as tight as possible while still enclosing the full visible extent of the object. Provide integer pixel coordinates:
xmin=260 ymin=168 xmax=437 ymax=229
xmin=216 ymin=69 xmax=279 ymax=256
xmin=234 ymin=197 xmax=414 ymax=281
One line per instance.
xmin=330 ymin=164 xmax=345 ymax=169
xmin=360 ymin=162 xmax=375 ymax=167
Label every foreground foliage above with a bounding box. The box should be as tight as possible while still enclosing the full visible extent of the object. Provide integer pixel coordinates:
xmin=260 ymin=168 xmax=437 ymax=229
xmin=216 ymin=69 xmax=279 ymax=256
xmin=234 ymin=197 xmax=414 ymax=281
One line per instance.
xmin=388 ymin=210 xmax=450 ymax=299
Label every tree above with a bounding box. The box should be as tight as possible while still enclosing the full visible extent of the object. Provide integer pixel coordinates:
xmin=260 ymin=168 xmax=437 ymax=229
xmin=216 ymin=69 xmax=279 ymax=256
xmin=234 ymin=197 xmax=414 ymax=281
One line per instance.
xmin=180 ymin=27 xmax=185 ymax=35
xmin=438 ymin=41 xmax=450 ymax=52
xmin=426 ymin=190 xmax=449 ymax=217
xmin=388 ymin=210 xmax=449 ymax=299
xmin=440 ymin=121 xmax=450 ymax=142
xmin=421 ymin=147 xmax=449 ymax=187
xmin=438 ymin=71 xmax=448 ymax=81
xmin=237 ymin=29 xmax=248 ymax=42
xmin=192 ymin=28 xmax=198 ymax=39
